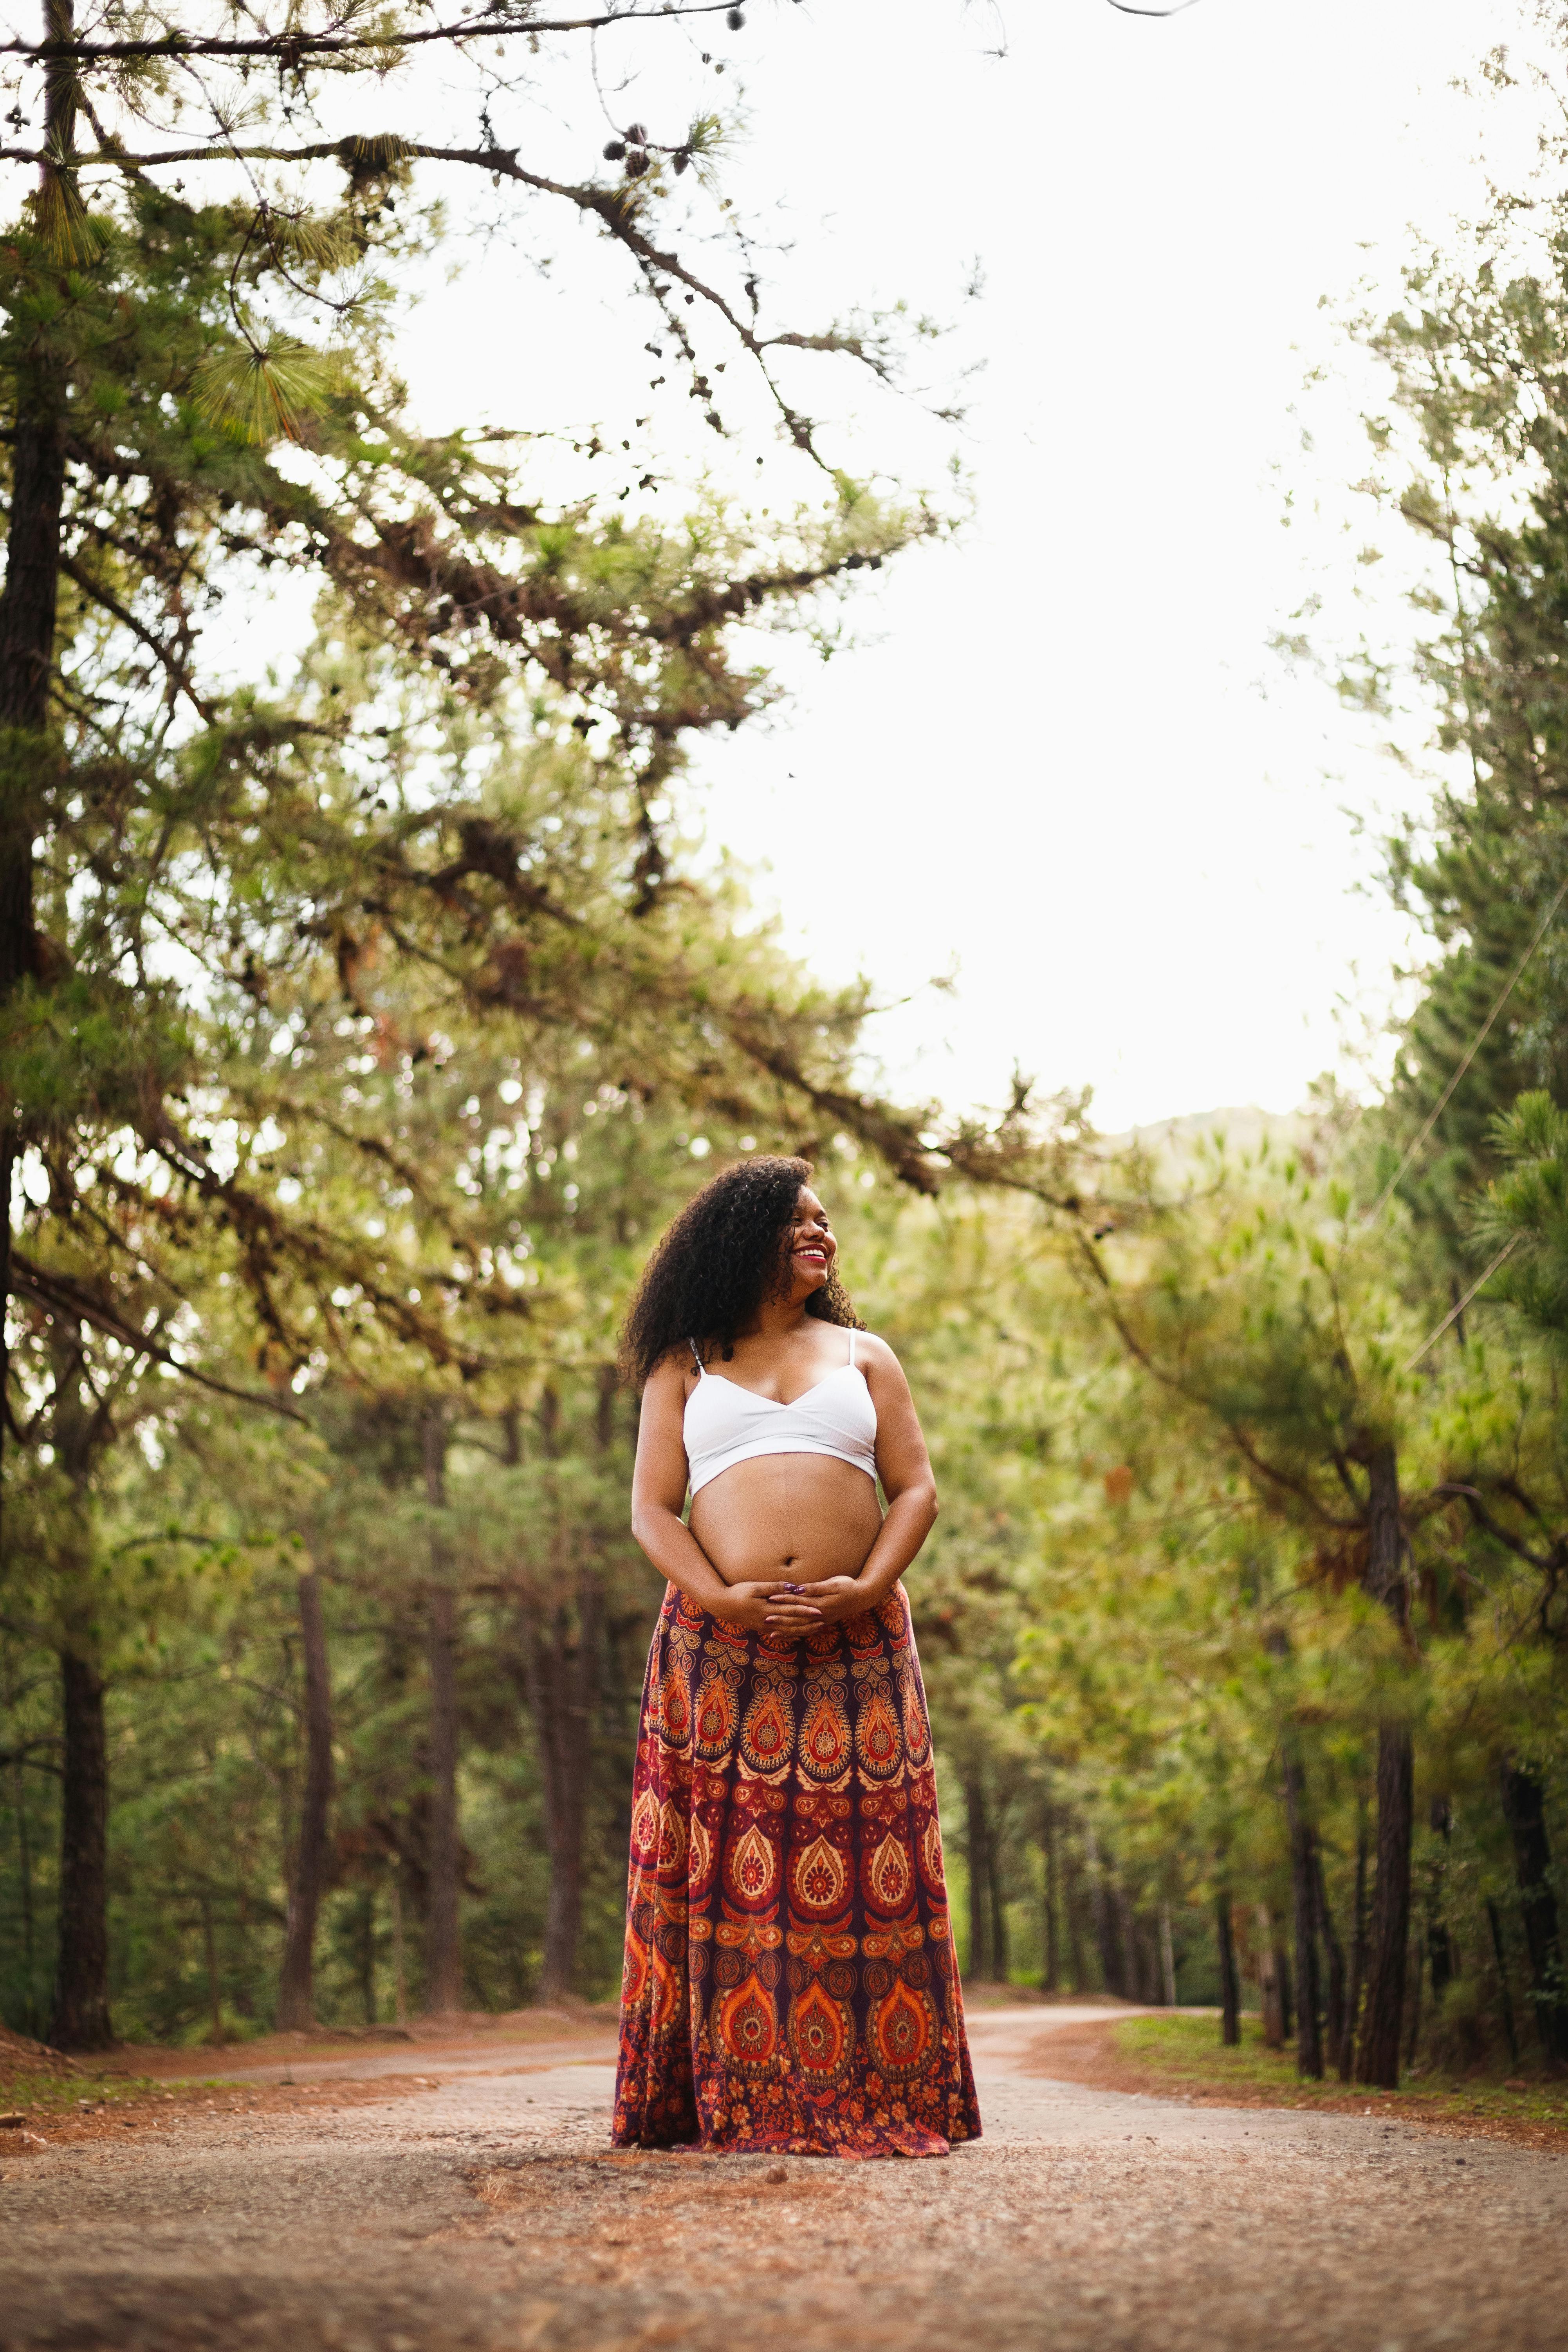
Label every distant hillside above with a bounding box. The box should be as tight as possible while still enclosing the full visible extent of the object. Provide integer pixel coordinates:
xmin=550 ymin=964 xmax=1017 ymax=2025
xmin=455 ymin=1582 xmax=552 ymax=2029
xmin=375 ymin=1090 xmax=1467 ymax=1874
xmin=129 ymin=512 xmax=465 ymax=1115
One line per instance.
xmin=1097 ymin=1104 xmax=1309 ymax=1167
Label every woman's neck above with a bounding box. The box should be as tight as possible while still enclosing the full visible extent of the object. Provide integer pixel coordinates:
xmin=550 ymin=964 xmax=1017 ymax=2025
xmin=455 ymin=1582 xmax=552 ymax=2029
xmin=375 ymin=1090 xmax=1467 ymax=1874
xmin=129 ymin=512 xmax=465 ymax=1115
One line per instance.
xmin=739 ymin=1295 xmax=815 ymax=1343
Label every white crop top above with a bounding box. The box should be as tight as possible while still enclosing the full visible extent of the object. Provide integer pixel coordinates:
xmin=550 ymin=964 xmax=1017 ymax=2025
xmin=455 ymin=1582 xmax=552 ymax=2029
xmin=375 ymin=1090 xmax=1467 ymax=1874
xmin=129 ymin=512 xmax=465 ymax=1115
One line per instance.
xmin=683 ymin=1329 xmax=878 ymax=1496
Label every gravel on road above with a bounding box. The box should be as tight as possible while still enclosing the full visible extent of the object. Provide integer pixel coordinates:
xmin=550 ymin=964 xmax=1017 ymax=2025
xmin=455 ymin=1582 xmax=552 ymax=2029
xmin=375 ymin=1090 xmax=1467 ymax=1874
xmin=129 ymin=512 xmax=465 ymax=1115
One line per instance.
xmin=2 ymin=2007 xmax=1564 ymax=2352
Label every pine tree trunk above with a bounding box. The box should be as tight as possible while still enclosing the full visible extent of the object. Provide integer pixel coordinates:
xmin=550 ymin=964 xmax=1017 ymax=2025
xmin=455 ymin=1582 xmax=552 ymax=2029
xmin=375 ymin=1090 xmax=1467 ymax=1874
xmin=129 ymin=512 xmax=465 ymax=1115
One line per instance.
xmin=10 ymin=1741 xmax=37 ymax=2033
xmin=1064 ymin=1837 xmax=1088 ymax=1993
xmin=1499 ymin=1760 xmax=1568 ymax=2062
xmin=358 ymin=1889 xmax=376 ymax=2026
xmin=49 ymin=1648 xmax=112 ymax=2049
xmin=1486 ymin=1895 xmax=1519 ymax=2065
xmin=421 ymin=1408 xmax=463 ymax=2015
xmin=1042 ymin=1801 xmax=1060 ymax=1993
xmin=1404 ymin=1922 xmax=1425 ymax=2067
xmin=1356 ymin=1442 xmax=1415 ymax=2088
xmin=201 ymin=1892 xmax=224 ymax=2043
xmin=964 ymin=1775 xmax=991 ymax=1980
xmin=0 ymin=0 xmax=76 ymax=1531
xmin=423 ymin=1581 xmax=462 ymax=2013
xmin=9 ymin=42 xmax=116 ymax=2058
xmin=391 ymin=1875 xmax=408 ymax=2026
xmin=1215 ymin=1892 xmax=1241 ymax=2045
xmin=1257 ymin=1910 xmax=1284 ymax=2049
xmin=1313 ymin=1842 xmax=1348 ymax=2075
xmin=1426 ymin=1794 xmax=1455 ymax=2011
xmin=1117 ymin=1886 xmax=1143 ymax=2001
xmin=526 ymin=1566 xmax=604 ymax=2005
xmin=1342 ymin=1801 xmax=1369 ymax=2081
xmin=1357 ymin=1721 xmax=1414 ymax=2085
xmin=1273 ymin=1918 xmax=1294 ymax=2044
xmin=988 ymin=1828 xmax=1009 ymax=1987
xmin=1086 ymin=1829 xmax=1123 ymax=1996
xmin=1282 ymin=1749 xmax=1324 ymax=2078
xmin=276 ymin=1570 xmax=335 ymax=2031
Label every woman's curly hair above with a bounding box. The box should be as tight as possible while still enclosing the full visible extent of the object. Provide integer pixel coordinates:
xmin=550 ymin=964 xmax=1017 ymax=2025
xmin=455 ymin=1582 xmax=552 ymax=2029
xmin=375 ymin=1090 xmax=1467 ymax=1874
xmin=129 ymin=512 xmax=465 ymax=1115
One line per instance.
xmin=619 ymin=1154 xmax=860 ymax=1386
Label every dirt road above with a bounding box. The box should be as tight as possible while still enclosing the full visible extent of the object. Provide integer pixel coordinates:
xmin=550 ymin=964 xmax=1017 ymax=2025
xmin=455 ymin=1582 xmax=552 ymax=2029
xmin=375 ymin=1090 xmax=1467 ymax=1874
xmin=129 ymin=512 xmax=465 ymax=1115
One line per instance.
xmin=3 ymin=2005 xmax=1565 ymax=2351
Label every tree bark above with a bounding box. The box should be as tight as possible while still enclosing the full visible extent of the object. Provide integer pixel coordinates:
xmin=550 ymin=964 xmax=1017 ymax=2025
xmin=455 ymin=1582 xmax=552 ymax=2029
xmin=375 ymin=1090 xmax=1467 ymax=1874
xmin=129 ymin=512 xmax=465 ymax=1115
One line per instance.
xmin=358 ymin=1888 xmax=376 ymax=2026
xmin=1041 ymin=1800 xmax=1060 ymax=1993
xmin=1257 ymin=1908 xmax=1284 ymax=2049
xmin=525 ymin=1565 xmax=604 ymax=2005
xmin=1215 ymin=1892 xmax=1241 ymax=2045
xmin=0 ymin=2 xmax=72 ymax=897
xmin=1341 ymin=1800 xmax=1369 ymax=2082
xmin=1426 ymin=1794 xmax=1456 ymax=2011
xmin=201 ymin=1892 xmax=224 ymax=2043
xmin=1499 ymin=1760 xmax=1568 ymax=2062
xmin=1404 ymin=1921 xmax=1424 ymax=2067
xmin=1357 ymin=1720 xmax=1414 ymax=2086
xmin=1086 ymin=1828 xmax=1124 ymax=1996
xmin=421 ymin=1407 xmax=463 ymax=2015
xmin=11 ymin=1739 xmax=38 ymax=2033
xmin=1064 ymin=1835 xmax=1088 ymax=1993
xmin=391 ymin=1874 xmax=408 ymax=2025
xmin=0 ymin=0 xmax=76 ymax=1531
xmin=989 ymin=1818 xmax=1009 ymax=1987
xmin=1272 ymin=1917 xmax=1294 ymax=2044
xmin=1356 ymin=1442 xmax=1415 ymax=2089
xmin=1486 ymin=1895 xmax=1519 ymax=2065
xmin=1282 ymin=1747 xmax=1324 ymax=2078
xmin=49 ymin=1648 xmax=113 ymax=2049
xmin=1158 ymin=1902 xmax=1176 ymax=2007
xmin=1118 ymin=1886 xmax=1146 ymax=2003
xmin=963 ymin=1774 xmax=991 ymax=1980
xmin=1313 ymin=1841 xmax=1349 ymax=2076
xmin=276 ymin=1569 xmax=335 ymax=2031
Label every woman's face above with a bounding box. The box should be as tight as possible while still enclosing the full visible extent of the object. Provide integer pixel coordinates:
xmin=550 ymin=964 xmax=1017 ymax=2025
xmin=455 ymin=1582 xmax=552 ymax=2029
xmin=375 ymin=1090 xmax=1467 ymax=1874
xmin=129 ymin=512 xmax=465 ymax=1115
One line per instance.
xmin=782 ymin=1185 xmax=836 ymax=1300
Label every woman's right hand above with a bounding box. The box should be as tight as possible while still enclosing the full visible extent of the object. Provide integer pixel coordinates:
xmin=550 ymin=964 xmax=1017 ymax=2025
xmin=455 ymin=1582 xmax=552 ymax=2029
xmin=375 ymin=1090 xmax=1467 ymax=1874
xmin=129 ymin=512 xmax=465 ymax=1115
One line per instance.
xmin=712 ymin=1580 xmax=824 ymax=1637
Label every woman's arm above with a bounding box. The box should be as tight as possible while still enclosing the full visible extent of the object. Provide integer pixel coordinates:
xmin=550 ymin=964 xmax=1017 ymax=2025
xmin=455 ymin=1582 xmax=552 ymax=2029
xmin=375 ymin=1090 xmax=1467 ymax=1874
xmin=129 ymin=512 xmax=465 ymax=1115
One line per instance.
xmin=629 ymin=1358 xmax=825 ymax=1637
xmin=807 ymin=1335 xmax=939 ymax=1624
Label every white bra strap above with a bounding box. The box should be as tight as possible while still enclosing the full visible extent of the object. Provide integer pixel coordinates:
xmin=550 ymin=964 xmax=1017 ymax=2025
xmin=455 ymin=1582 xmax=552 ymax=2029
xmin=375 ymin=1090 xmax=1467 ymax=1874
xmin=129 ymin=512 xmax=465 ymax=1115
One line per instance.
xmin=688 ymin=1338 xmax=706 ymax=1376
xmin=846 ymin=1327 xmax=856 ymax=1367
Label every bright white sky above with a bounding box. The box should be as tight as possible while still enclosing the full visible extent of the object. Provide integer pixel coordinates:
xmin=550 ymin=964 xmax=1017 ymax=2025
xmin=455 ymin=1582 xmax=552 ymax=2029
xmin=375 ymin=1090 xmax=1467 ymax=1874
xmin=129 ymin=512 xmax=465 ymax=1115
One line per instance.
xmin=402 ymin=0 xmax=1537 ymax=1129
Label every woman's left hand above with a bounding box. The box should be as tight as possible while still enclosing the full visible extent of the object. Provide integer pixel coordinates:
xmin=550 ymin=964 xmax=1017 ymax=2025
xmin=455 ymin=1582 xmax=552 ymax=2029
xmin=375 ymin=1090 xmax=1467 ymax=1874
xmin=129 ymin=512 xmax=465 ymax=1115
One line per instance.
xmin=798 ymin=1574 xmax=872 ymax=1626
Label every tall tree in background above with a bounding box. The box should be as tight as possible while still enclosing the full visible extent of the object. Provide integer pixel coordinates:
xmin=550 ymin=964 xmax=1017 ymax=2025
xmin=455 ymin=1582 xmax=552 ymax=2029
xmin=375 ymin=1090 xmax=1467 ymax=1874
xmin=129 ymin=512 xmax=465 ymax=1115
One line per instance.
xmin=1063 ymin=1141 xmax=1451 ymax=2085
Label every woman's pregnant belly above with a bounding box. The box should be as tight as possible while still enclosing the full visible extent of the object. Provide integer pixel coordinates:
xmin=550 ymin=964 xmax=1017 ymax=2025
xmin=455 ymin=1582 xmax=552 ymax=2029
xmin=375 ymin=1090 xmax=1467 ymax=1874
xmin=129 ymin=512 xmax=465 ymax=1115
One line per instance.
xmin=689 ymin=1452 xmax=883 ymax=1585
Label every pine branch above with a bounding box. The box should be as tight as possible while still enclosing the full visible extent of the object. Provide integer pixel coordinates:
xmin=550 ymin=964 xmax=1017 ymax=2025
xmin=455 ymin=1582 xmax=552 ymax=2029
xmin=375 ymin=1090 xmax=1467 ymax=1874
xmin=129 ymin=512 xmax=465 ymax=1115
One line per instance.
xmin=4 ymin=2 xmax=743 ymax=63
xmin=9 ymin=1253 xmax=311 ymax=1420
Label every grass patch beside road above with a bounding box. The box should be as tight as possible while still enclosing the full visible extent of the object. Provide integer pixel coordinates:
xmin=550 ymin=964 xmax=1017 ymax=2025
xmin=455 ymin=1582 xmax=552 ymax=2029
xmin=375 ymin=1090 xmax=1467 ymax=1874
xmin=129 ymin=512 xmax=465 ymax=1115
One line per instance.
xmin=0 ymin=2065 xmax=162 ymax=2121
xmin=1110 ymin=2014 xmax=1568 ymax=2136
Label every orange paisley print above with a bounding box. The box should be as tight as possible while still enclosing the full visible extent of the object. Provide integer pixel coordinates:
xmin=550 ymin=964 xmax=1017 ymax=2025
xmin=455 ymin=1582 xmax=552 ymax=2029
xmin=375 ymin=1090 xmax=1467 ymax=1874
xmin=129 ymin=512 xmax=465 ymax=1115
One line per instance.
xmin=612 ymin=1582 xmax=982 ymax=2160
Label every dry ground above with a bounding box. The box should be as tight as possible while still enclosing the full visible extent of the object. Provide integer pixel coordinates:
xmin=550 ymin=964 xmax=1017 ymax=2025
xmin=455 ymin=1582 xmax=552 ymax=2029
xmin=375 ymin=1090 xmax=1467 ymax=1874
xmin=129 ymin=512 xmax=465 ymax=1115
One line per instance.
xmin=2 ymin=2005 xmax=1566 ymax=2352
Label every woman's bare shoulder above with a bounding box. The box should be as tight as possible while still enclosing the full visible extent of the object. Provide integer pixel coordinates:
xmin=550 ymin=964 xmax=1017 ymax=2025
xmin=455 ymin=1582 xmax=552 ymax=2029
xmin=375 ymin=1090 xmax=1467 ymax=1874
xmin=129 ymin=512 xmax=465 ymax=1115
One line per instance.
xmin=642 ymin=1352 xmax=693 ymax=1407
xmin=853 ymin=1329 xmax=907 ymax=1375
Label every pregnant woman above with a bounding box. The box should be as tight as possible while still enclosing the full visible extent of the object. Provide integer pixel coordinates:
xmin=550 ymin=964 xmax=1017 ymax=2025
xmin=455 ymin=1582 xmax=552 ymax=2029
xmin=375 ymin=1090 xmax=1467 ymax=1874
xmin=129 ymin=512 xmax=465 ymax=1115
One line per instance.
xmin=612 ymin=1154 xmax=981 ymax=2159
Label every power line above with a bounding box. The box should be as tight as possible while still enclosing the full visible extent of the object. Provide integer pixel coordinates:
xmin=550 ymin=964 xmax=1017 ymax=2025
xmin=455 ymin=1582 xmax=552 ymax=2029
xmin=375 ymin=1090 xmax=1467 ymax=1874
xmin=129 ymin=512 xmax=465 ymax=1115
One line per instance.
xmin=1367 ymin=870 xmax=1568 ymax=1225
xmin=1402 ymin=1236 xmax=1518 ymax=1372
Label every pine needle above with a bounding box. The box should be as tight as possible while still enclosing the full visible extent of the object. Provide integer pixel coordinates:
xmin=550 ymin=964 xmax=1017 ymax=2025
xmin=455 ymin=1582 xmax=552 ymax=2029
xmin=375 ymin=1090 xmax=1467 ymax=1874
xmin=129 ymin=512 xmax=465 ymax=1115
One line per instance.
xmin=192 ymin=339 xmax=346 ymax=445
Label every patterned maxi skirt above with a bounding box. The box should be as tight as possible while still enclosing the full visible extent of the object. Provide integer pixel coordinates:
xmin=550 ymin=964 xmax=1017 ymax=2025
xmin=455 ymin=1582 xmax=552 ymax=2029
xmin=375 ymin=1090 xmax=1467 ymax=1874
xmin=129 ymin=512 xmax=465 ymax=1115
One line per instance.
xmin=612 ymin=1581 xmax=982 ymax=2159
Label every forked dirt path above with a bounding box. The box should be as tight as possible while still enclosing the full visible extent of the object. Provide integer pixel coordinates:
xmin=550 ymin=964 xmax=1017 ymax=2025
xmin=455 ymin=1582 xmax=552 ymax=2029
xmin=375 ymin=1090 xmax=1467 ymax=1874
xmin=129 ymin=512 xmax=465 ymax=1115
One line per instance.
xmin=2 ymin=2005 xmax=1566 ymax=2351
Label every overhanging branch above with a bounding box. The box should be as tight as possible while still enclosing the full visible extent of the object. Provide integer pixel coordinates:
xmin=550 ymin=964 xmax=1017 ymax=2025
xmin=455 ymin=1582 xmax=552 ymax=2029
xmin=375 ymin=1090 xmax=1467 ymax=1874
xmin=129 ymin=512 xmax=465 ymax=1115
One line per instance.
xmin=10 ymin=1253 xmax=310 ymax=1421
xmin=1 ymin=2 xmax=743 ymax=63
